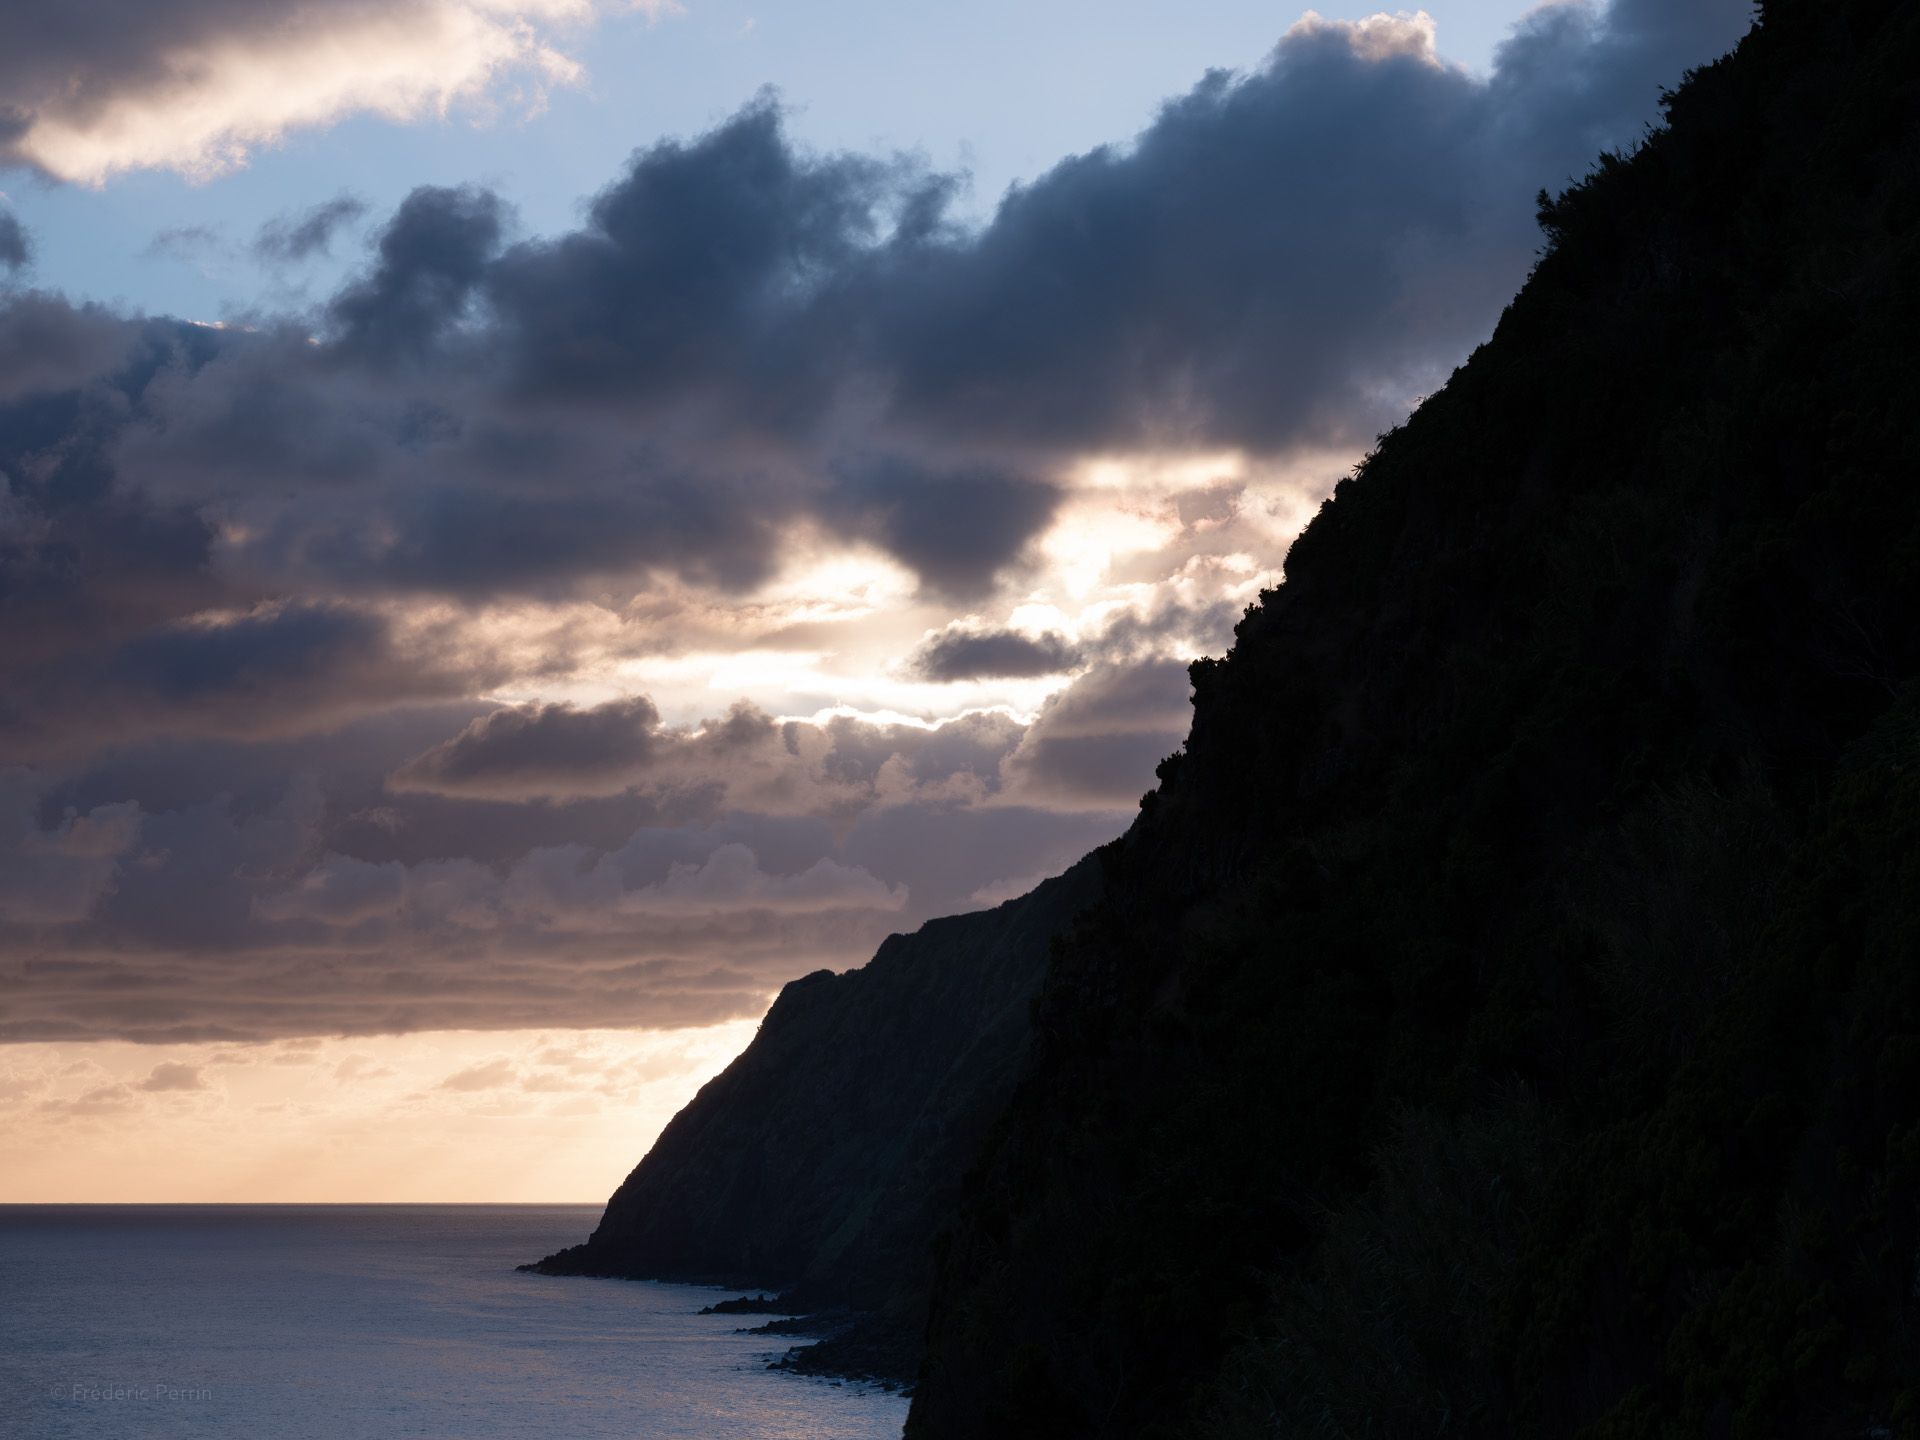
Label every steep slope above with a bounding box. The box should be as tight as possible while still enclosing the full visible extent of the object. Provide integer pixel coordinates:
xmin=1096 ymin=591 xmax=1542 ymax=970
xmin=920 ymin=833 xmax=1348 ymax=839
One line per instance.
xmin=909 ymin=2 xmax=1920 ymax=1435
xmin=525 ymin=856 xmax=1103 ymax=1373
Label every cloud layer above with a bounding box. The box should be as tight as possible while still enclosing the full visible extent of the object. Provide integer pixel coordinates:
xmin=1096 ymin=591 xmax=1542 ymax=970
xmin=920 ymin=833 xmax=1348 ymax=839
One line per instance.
xmin=0 ymin=0 xmax=1753 ymax=1043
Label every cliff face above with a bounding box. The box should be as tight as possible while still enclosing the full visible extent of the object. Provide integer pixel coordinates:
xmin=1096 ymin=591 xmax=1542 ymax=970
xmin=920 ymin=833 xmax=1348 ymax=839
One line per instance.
xmin=908 ymin=2 xmax=1920 ymax=1435
xmin=525 ymin=855 xmax=1103 ymax=1369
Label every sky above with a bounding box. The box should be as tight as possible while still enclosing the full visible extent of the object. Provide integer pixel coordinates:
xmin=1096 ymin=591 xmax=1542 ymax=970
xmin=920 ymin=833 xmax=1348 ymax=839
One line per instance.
xmin=0 ymin=0 xmax=1753 ymax=1200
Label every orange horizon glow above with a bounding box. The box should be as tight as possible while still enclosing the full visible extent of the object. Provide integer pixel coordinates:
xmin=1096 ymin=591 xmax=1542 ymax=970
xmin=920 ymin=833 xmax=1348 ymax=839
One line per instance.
xmin=0 ymin=1020 xmax=760 ymax=1204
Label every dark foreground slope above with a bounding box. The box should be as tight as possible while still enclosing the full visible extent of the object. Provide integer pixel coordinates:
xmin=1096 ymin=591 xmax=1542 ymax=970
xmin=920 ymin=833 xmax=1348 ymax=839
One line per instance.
xmin=525 ymin=857 xmax=1102 ymax=1374
xmin=910 ymin=3 xmax=1920 ymax=1436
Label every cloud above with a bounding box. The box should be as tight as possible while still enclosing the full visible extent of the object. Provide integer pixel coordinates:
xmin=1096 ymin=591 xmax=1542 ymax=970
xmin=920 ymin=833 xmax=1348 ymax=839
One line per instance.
xmin=0 ymin=700 xmax=1127 ymax=1041
xmin=848 ymin=0 xmax=1749 ymax=460
xmin=0 ymin=772 xmax=139 ymax=926
xmin=40 ymin=1082 xmax=139 ymax=1117
xmin=1002 ymin=660 xmax=1197 ymax=809
xmin=253 ymin=855 xmax=407 ymax=924
xmin=389 ymin=693 xmax=1032 ymax=812
xmin=0 ymin=0 xmax=628 ymax=185
xmin=830 ymin=457 xmax=1063 ymax=598
xmin=438 ymin=1058 xmax=517 ymax=1091
xmin=1083 ymin=590 xmax=1248 ymax=665
xmin=328 ymin=185 xmax=509 ymax=365
xmin=0 ymin=293 xmax=135 ymax=397
xmin=391 ymin=696 xmax=666 ymax=799
xmin=484 ymin=96 xmax=892 ymax=407
xmin=4 ymin=598 xmax=485 ymax=759
xmin=142 ymin=225 xmax=225 ymax=263
xmin=908 ymin=624 xmax=1083 ymax=682
xmin=112 ymin=603 xmax=403 ymax=705
xmin=0 ymin=209 xmax=28 ymax=271
xmin=334 ymin=1054 xmax=397 ymax=1081
xmin=254 ymin=195 xmax=369 ymax=263
xmin=138 ymin=1061 xmax=207 ymax=1091
xmin=510 ymin=841 xmax=909 ymax=921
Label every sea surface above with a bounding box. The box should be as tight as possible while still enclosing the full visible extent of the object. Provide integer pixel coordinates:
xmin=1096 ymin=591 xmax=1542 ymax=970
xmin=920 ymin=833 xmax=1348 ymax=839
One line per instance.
xmin=0 ymin=1205 xmax=908 ymax=1439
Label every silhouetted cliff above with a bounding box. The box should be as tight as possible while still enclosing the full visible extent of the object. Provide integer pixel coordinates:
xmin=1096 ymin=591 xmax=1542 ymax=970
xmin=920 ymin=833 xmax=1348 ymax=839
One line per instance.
xmin=524 ymin=856 xmax=1103 ymax=1375
xmin=908 ymin=2 xmax=1920 ymax=1434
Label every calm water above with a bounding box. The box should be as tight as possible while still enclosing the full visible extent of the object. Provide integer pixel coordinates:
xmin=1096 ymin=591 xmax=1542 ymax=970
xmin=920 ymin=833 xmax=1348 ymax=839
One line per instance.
xmin=0 ymin=1205 xmax=907 ymax=1439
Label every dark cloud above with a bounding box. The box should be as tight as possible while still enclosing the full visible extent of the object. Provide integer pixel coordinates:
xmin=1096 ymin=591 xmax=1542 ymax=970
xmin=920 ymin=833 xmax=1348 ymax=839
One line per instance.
xmin=259 ymin=455 xmax=786 ymax=598
xmin=0 ymin=316 xmax=259 ymax=754
xmin=486 ymin=97 xmax=890 ymax=410
xmin=0 ymin=293 xmax=134 ymax=397
xmin=1489 ymin=0 xmax=1751 ymax=170
xmin=253 ymin=194 xmax=367 ymax=262
xmin=905 ymin=594 xmax=1249 ymax=688
xmin=832 ymin=457 xmax=1063 ymax=597
xmin=36 ymin=707 xmax=696 ymax=868
xmin=1087 ymin=592 xmax=1248 ymax=665
xmin=1003 ymin=660 xmax=1197 ymax=808
xmin=909 ymin=624 xmax=1083 ymax=681
xmin=0 ymin=210 xmax=28 ymax=271
xmin=327 ymin=185 xmax=507 ymax=365
xmin=0 ymin=498 xmax=221 ymax=678
xmin=0 ymin=308 xmax=493 ymax=758
xmin=855 ymin=1 xmax=1750 ymax=456
xmin=0 ymin=771 xmax=136 ymax=926
xmin=393 ymin=697 xmax=667 ymax=800
xmin=3 ymin=596 xmax=481 ymax=759
xmin=108 ymin=602 xmax=421 ymax=709
xmin=142 ymin=224 xmax=224 ymax=262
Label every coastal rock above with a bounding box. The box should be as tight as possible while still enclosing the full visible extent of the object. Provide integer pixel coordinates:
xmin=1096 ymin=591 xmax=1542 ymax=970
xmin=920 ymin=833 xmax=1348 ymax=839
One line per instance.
xmin=523 ymin=856 xmax=1105 ymax=1378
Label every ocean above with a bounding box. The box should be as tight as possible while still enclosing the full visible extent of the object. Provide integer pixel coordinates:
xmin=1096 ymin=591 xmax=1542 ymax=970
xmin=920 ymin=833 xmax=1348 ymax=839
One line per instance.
xmin=0 ymin=1205 xmax=908 ymax=1439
